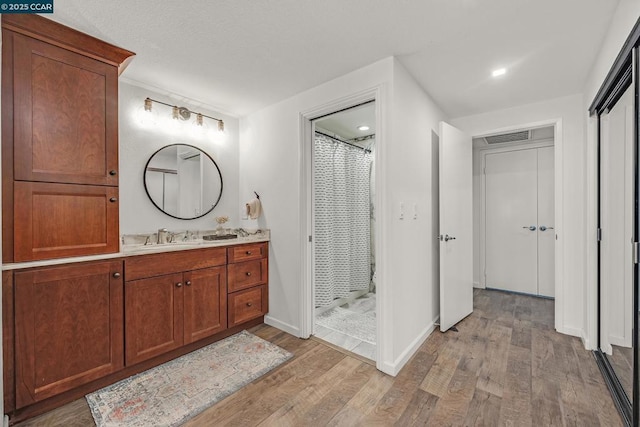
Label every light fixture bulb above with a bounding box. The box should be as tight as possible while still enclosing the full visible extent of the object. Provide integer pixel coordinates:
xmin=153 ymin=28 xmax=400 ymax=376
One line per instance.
xmin=144 ymin=98 xmax=152 ymax=112
xmin=172 ymin=106 xmax=180 ymax=120
xmin=492 ymin=68 xmax=507 ymax=77
xmin=218 ymin=120 xmax=225 ymax=132
xmin=196 ymin=113 xmax=204 ymax=126
xmin=358 ymin=125 xmax=370 ymax=131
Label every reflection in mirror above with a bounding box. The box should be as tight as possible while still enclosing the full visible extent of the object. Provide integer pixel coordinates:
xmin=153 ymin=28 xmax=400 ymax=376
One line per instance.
xmin=599 ymin=84 xmax=634 ymax=401
xmin=144 ymin=144 xmax=223 ymax=219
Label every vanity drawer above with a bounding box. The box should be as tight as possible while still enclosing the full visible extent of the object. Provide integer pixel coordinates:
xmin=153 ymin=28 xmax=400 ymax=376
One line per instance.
xmin=227 ymin=242 xmax=267 ymax=263
xmin=125 ymin=247 xmax=226 ymax=281
xmin=227 ymin=259 xmax=268 ymax=292
xmin=228 ymin=285 xmax=268 ymax=327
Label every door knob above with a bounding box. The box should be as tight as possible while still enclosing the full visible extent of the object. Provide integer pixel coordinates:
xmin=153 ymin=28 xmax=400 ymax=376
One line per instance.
xmin=176 ymin=282 xmax=182 ymax=288
xmin=113 ymin=272 xmax=121 ymax=278
xmin=539 ymin=226 xmax=554 ymax=231
xmin=185 ymin=281 xmax=191 ymax=286
xmin=444 ymin=234 xmax=456 ymax=242
xmin=522 ymin=226 xmax=536 ymax=231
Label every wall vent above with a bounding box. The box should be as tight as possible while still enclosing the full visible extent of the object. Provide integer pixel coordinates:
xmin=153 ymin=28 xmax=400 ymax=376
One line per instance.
xmin=484 ymin=130 xmax=530 ymax=145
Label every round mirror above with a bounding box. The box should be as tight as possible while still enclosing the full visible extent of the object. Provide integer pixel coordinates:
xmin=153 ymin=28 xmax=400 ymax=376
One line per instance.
xmin=144 ymin=144 xmax=223 ymax=219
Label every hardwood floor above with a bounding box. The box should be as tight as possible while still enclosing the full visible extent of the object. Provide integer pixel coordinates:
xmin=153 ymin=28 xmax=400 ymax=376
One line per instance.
xmin=14 ymin=289 xmax=622 ymax=426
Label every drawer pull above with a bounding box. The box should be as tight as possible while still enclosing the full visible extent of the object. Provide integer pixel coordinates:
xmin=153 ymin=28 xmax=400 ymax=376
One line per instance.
xmin=176 ymin=282 xmax=182 ymax=288
xmin=185 ymin=281 xmax=192 ymax=286
xmin=109 ymin=197 xmax=118 ymax=203
xmin=246 ymin=272 xmax=252 ymax=277
xmin=246 ymin=251 xmax=252 ymax=255
xmin=113 ymin=272 xmax=121 ymax=278
xmin=246 ymin=302 xmax=253 ymax=307
xmin=109 ymin=170 xmax=117 ymax=176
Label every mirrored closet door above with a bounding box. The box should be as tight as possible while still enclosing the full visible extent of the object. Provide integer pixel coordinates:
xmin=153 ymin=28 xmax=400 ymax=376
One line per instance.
xmin=591 ymin=25 xmax=640 ymax=426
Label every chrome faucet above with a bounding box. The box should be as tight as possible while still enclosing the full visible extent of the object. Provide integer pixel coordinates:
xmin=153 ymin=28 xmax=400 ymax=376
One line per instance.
xmin=157 ymin=228 xmax=169 ymax=244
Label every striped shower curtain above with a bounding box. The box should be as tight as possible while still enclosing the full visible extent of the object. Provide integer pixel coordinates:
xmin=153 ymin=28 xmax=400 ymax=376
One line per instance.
xmin=314 ymin=133 xmax=372 ymax=307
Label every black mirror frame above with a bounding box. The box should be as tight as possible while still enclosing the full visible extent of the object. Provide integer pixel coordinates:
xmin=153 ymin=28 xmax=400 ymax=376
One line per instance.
xmin=143 ymin=143 xmax=223 ymax=220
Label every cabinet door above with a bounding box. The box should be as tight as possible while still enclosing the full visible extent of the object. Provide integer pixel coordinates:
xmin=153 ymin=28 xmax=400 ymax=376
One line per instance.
xmin=184 ymin=267 xmax=227 ymax=344
xmin=14 ymin=181 xmax=119 ymax=261
xmin=12 ymin=33 xmax=118 ymax=186
xmin=14 ymin=260 xmax=123 ymax=408
xmin=125 ymin=273 xmax=184 ymax=366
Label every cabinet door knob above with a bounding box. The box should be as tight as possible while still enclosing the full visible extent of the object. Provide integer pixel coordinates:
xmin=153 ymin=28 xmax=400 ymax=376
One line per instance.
xmin=246 ymin=302 xmax=253 ymax=307
xmin=246 ymin=251 xmax=252 ymax=255
xmin=109 ymin=170 xmax=117 ymax=176
xmin=176 ymin=282 xmax=182 ymax=288
xmin=113 ymin=272 xmax=121 ymax=278
xmin=109 ymin=197 xmax=118 ymax=203
xmin=185 ymin=281 xmax=192 ymax=286
xmin=246 ymin=272 xmax=252 ymax=277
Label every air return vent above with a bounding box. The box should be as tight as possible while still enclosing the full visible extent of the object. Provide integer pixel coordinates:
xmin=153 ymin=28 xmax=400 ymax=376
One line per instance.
xmin=484 ymin=130 xmax=530 ymax=145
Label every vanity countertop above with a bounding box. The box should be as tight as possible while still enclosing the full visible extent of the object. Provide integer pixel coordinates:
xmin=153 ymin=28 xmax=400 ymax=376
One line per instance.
xmin=2 ymin=231 xmax=270 ymax=271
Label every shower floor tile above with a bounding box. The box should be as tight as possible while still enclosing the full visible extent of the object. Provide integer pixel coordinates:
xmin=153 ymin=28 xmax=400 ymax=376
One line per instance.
xmin=314 ymin=292 xmax=377 ymax=361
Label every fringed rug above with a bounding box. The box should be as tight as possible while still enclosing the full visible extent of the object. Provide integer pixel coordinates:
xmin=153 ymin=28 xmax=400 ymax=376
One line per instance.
xmin=316 ymin=307 xmax=376 ymax=344
xmin=86 ymin=330 xmax=292 ymax=427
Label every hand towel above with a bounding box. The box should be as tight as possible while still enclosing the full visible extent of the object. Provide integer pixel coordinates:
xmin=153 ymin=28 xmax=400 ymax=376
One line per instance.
xmin=246 ymin=198 xmax=262 ymax=220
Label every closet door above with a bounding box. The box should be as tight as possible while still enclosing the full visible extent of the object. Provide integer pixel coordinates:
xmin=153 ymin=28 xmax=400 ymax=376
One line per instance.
xmin=485 ymin=149 xmax=538 ymax=294
xmin=537 ymin=146 xmax=555 ymax=297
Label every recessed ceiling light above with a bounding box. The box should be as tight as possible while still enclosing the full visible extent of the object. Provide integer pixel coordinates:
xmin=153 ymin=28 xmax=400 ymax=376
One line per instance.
xmin=357 ymin=125 xmax=370 ymax=131
xmin=492 ymin=68 xmax=507 ymax=77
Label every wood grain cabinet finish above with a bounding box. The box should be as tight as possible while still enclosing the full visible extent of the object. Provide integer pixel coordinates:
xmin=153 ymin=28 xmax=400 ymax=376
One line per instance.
xmin=1 ymin=15 xmax=134 ymax=263
xmin=13 ymin=260 xmax=124 ymax=409
xmin=12 ymin=33 xmax=118 ymax=186
xmin=227 ymin=242 xmax=269 ymax=327
xmin=13 ymin=181 xmax=119 ymax=261
xmin=125 ymin=266 xmax=227 ymax=366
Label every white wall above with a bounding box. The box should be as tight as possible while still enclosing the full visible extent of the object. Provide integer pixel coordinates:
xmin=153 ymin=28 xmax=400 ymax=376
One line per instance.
xmin=239 ymin=57 xmax=447 ymax=375
xmin=118 ymin=82 xmax=240 ymax=234
xmin=583 ymin=2 xmax=640 ymax=350
xmin=388 ymin=60 xmax=447 ymax=364
xmin=451 ymin=93 xmax=585 ymax=338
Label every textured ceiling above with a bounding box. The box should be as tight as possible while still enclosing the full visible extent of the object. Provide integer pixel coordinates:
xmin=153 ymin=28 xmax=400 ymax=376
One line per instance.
xmin=48 ymin=0 xmax=619 ymax=118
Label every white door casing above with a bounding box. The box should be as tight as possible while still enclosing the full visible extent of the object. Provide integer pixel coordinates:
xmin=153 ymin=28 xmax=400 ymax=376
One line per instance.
xmin=439 ymin=122 xmax=473 ymax=332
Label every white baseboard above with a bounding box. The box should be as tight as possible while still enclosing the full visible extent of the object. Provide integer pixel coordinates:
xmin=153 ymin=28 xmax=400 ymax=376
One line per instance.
xmin=380 ymin=319 xmax=437 ymax=377
xmin=264 ymin=315 xmax=301 ymax=338
xmin=473 ymin=282 xmax=485 ymax=289
xmin=556 ymin=325 xmax=583 ymax=339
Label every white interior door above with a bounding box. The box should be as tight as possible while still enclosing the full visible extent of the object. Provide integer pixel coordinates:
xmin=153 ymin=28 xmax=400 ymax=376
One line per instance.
xmin=439 ymin=122 xmax=473 ymax=332
xmin=537 ymin=146 xmax=555 ymax=297
xmin=485 ymin=149 xmax=538 ymax=294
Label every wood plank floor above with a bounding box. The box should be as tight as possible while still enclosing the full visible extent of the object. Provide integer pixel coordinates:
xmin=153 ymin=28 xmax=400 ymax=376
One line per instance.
xmin=15 ymin=289 xmax=622 ymax=426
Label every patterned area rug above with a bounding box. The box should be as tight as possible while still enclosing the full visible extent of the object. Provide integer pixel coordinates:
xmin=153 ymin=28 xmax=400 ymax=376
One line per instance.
xmin=86 ymin=331 xmax=292 ymax=427
xmin=316 ymin=306 xmax=376 ymax=344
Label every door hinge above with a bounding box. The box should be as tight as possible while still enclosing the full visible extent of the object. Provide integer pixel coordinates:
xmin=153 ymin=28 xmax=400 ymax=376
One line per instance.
xmin=634 ymin=242 xmax=639 ymax=264
xmin=308 ymin=235 xmax=312 ymax=242
xmin=597 ymin=228 xmax=602 ymax=242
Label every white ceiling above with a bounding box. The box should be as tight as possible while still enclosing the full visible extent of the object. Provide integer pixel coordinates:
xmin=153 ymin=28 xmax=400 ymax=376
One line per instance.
xmin=48 ymin=0 xmax=620 ymax=118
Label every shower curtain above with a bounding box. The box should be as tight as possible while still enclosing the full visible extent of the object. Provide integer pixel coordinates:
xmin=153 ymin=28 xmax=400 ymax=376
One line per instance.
xmin=314 ymin=133 xmax=372 ymax=307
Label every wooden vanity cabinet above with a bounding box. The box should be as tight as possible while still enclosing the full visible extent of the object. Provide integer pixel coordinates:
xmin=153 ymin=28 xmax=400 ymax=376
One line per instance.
xmin=228 ymin=242 xmax=269 ymax=327
xmin=1 ymin=15 xmax=134 ymax=262
xmin=12 ymin=260 xmax=124 ymax=409
xmin=124 ymin=248 xmax=227 ymax=366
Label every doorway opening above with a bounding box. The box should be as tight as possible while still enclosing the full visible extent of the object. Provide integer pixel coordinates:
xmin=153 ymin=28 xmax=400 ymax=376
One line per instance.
xmin=473 ymin=124 xmax=561 ymax=324
xmin=309 ymin=101 xmax=377 ymax=361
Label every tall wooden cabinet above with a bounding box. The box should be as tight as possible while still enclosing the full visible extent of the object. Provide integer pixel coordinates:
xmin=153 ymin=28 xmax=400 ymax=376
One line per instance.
xmin=1 ymin=14 xmax=134 ymax=262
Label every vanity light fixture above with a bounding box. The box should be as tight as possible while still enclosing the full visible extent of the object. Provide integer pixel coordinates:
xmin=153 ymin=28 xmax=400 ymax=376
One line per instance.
xmin=143 ymin=97 xmax=224 ymax=132
xmin=357 ymin=125 xmax=370 ymax=131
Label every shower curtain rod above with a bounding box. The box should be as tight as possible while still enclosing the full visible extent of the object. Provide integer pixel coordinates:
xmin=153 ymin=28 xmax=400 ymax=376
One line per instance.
xmin=315 ymin=131 xmax=372 ymax=153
